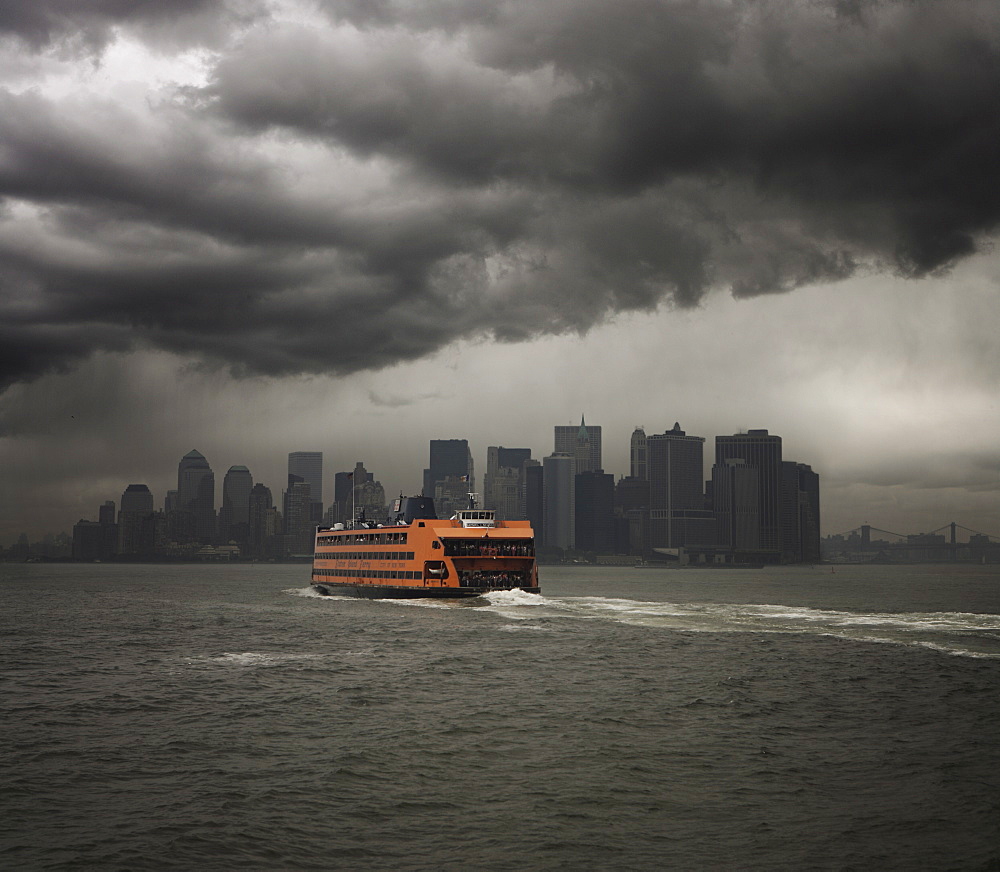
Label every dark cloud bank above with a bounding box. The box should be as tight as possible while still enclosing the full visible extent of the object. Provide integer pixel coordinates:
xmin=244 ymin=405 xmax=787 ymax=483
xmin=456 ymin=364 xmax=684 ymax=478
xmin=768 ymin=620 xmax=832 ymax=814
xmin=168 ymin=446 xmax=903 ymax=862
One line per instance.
xmin=2 ymin=0 xmax=1000 ymax=390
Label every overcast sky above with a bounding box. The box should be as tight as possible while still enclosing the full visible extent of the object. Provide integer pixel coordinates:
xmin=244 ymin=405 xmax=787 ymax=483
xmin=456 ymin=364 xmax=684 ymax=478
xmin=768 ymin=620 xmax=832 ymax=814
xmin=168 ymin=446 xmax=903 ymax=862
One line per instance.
xmin=2 ymin=0 xmax=1000 ymax=544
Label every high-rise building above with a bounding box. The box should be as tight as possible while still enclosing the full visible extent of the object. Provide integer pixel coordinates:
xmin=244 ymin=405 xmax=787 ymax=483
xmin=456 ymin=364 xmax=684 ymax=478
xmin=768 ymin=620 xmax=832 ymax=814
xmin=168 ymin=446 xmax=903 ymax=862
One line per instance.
xmin=177 ymin=450 xmax=215 ymax=544
xmin=353 ymin=461 xmax=387 ymax=520
xmin=781 ymin=462 xmax=821 ymax=563
xmin=715 ymin=430 xmax=782 ymax=554
xmin=283 ymin=473 xmax=313 ymax=556
xmin=289 ymin=452 xmax=323 ymax=521
xmin=523 ymin=461 xmax=544 ymax=541
xmin=648 ymin=424 xmax=713 ymax=549
xmin=484 ymin=446 xmax=532 ymax=518
xmin=219 ymin=466 xmax=253 ymax=544
xmin=117 ymin=484 xmax=154 ymax=555
xmin=712 ymin=459 xmax=760 ymax=552
xmin=575 ymin=470 xmax=615 ymax=553
xmin=542 ymin=453 xmax=575 ymax=551
xmin=423 ymin=440 xmax=474 ymax=515
xmin=248 ymin=483 xmax=275 ymax=560
xmin=554 ymin=417 xmax=601 ymax=474
xmin=630 ymin=427 xmax=648 ymax=480
xmin=98 ymin=500 xmax=118 ymax=558
xmin=72 ymin=520 xmax=103 ymax=561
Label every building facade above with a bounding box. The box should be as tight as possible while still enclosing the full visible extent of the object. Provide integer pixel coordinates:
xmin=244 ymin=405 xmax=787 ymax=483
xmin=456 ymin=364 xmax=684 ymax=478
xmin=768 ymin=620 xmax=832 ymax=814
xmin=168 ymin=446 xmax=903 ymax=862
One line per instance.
xmin=542 ymin=453 xmax=575 ymax=551
xmin=219 ymin=465 xmax=253 ymax=545
xmin=647 ymin=424 xmax=713 ymax=549
xmin=715 ymin=430 xmax=783 ymax=555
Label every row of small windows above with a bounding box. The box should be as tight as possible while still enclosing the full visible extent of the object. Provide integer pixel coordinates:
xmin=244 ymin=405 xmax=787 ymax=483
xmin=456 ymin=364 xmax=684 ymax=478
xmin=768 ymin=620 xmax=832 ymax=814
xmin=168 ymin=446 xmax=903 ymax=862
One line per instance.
xmin=315 ymin=551 xmax=415 ymax=561
xmin=313 ymin=569 xmax=422 ymax=580
xmin=317 ymin=532 xmax=409 ymax=545
xmin=442 ymin=539 xmax=534 ymax=557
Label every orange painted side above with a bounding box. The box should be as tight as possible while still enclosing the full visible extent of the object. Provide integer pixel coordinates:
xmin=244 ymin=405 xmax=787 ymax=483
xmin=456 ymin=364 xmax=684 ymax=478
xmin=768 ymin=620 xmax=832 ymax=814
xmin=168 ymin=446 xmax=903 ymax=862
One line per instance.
xmin=312 ymin=517 xmax=537 ymax=590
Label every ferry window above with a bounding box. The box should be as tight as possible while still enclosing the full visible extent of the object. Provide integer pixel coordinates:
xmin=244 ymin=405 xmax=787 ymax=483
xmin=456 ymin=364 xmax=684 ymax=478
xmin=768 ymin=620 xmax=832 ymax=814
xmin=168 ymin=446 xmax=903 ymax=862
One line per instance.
xmin=432 ymin=541 xmax=441 ymax=549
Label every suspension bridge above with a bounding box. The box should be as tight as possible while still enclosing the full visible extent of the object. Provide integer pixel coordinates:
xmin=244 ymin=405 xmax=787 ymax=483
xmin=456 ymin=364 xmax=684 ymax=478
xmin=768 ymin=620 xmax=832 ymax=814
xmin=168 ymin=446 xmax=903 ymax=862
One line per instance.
xmin=825 ymin=523 xmax=1000 ymax=562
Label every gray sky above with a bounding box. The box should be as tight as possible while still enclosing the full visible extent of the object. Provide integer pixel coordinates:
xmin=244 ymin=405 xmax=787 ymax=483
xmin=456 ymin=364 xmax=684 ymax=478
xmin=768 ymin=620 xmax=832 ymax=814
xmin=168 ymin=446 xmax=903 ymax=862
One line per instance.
xmin=2 ymin=0 xmax=999 ymax=543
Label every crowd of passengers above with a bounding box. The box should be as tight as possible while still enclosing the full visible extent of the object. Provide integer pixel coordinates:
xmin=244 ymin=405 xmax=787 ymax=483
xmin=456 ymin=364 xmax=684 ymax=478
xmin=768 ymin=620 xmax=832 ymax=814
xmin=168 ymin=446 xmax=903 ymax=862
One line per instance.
xmin=458 ymin=570 xmax=529 ymax=589
xmin=444 ymin=540 xmax=534 ymax=557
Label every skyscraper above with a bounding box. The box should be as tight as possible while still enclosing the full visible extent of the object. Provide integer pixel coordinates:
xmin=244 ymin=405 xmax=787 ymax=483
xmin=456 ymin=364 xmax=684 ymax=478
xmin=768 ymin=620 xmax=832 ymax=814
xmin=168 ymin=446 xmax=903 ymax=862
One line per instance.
xmin=177 ymin=449 xmax=215 ymax=544
xmin=630 ymin=427 xmax=648 ymax=480
xmin=117 ymin=484 xmax=154 ymax=554
xmin=780 ymin=462 xmax=821 ymax=563
xmin=715 ymin=430 xmax=783 ymax=554
xmin=542 ymin=453 xmax=575 ymax=551
xmin=283 ymin=473 xmax=313 ymax=556
xmin=647 ymin=423 xmax=712 ymax=549
xmin=712 ymin=459 xmax=760 ymax=552
xmin=554 ymin=416 xmax=601 ymax=474
xmin=423 ymin=440 xmax=474 ymax=515
xmin=523 ymin=461 xmax=544 ymax=542
xmin=484 ymin=446 xmax=532 ymax=518
xmin=248 ymin=483 xmax=275 ymax=560
xmin=288 ymin=452 xmax=323 ymax=521
xmin=575 ymin=469 xmax=615 ymax=553
xmin=219 ymin=465 xmax=253 ymax=544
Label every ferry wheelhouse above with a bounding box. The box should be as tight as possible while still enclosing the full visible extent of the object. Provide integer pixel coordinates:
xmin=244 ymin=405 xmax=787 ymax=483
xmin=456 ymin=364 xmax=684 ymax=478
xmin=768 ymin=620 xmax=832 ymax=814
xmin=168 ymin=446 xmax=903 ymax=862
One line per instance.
xmin=311 ymin=495 xmax=539 ymax=598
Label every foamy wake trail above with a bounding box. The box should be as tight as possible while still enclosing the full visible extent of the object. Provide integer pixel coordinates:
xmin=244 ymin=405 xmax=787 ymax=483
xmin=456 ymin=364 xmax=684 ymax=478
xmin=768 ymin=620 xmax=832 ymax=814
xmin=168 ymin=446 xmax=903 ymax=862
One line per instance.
xmin=483 ymin=589 xmax=546 ymax=606
xmin=284 ymin=586 xmax=353 ymax=600
xmin=543 ymin=597 xmax=1000 ymax=658
xmin=192 ymin=652 xmax=323 ymax=668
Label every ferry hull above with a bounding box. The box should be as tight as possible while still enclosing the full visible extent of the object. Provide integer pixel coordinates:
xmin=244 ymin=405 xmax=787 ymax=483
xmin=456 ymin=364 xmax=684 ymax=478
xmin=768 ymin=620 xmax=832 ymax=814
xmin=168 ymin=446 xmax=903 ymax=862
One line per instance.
xmin=314 ymin=582 xmax=541 ymax=599
xmin=312 ymin=501 xmax=538 ymax=600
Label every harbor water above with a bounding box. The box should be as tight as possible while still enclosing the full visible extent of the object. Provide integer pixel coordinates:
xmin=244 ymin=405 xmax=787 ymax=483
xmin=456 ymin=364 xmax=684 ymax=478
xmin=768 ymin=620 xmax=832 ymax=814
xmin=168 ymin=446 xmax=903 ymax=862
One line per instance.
xmin=3 ymin=562 xmax=1000 ymax=870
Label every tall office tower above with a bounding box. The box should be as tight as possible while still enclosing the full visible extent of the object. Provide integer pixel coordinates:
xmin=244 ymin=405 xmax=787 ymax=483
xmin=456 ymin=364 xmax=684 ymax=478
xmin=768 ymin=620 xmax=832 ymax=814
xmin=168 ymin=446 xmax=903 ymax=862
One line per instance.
xmin=554 ymin=416 xmax=602 ymax=474
xmin=98 ymin=500 xmax=118 ymax=558
xmin=614 ymin=476 xmax=650 ymax=556
xmin=289 ymin=452 xmax=323 ymax=521
xmin=715 ymin=430 xmax=782 ymax=554
xmin=117 ymin=484 xmax=154 ymax=554
xmin=164 ymin=490 xmax=177 ymax=515
xmin=484 ymin=446 xmax=532 ymax=518
xmin=542 ymin=453 xmax=575 ymax=550
xmin=350 ymin=461 xmax=387 ymax=520
xmin=283 ymin=474 xmax=313 ymax=555
xmin=72 ymin=520 xmax=103 ymax=561
xmin=575 ymin=470 xmax=615 ymax=554
xmin=630 ymin=427 xmax=648 ymax=480
xmin=177 ymin=449 xmax=216 ymax=544
xmin=248 ymin=483 xmax=274 ymax=560
xmin=219 ymin=465 xmax=254 ymax=544
xmin=780 ymin=462 xmax=821 ymax=563
xmin=120 ymin=483 xmax=153 ymax=515
xmin=712 ymin=459 xmax=760 ymax=552
xmin=647 ymin=423 xmax=713 ymax=549
xmin=423 ymin=439 xmax=474 ymax=509
xmin=330 ymin=466 xmax=366 ymax=524
xmin=523 ymin=461 xmax=543 ymax=540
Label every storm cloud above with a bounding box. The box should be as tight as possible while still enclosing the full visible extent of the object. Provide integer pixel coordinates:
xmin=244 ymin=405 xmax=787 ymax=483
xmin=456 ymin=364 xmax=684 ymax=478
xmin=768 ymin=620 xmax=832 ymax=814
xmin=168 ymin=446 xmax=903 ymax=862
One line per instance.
xmin=3 ymin=0 xmax=1000 ymax=390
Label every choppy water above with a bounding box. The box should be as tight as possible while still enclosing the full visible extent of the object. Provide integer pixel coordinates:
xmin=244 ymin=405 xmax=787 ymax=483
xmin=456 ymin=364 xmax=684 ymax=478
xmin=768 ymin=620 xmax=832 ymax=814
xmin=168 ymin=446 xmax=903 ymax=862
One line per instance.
xmin=3 ymin=562 xmax=1000 ymax=870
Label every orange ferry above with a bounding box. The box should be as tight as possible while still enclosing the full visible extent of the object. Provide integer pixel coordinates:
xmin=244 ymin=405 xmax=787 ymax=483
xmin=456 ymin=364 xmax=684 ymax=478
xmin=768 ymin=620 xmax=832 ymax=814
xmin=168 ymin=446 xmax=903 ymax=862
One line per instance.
xmin=311 ymin=495 xmax=539 ymax=598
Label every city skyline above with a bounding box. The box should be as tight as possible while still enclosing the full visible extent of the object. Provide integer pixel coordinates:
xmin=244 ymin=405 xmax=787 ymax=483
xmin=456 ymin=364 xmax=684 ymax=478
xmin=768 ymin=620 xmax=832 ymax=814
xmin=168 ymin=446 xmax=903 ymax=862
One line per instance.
xmin=0 ymin=412 xmax=966 ymax=549
xmin=2 ymin=2 xmax=1000 ymax=543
